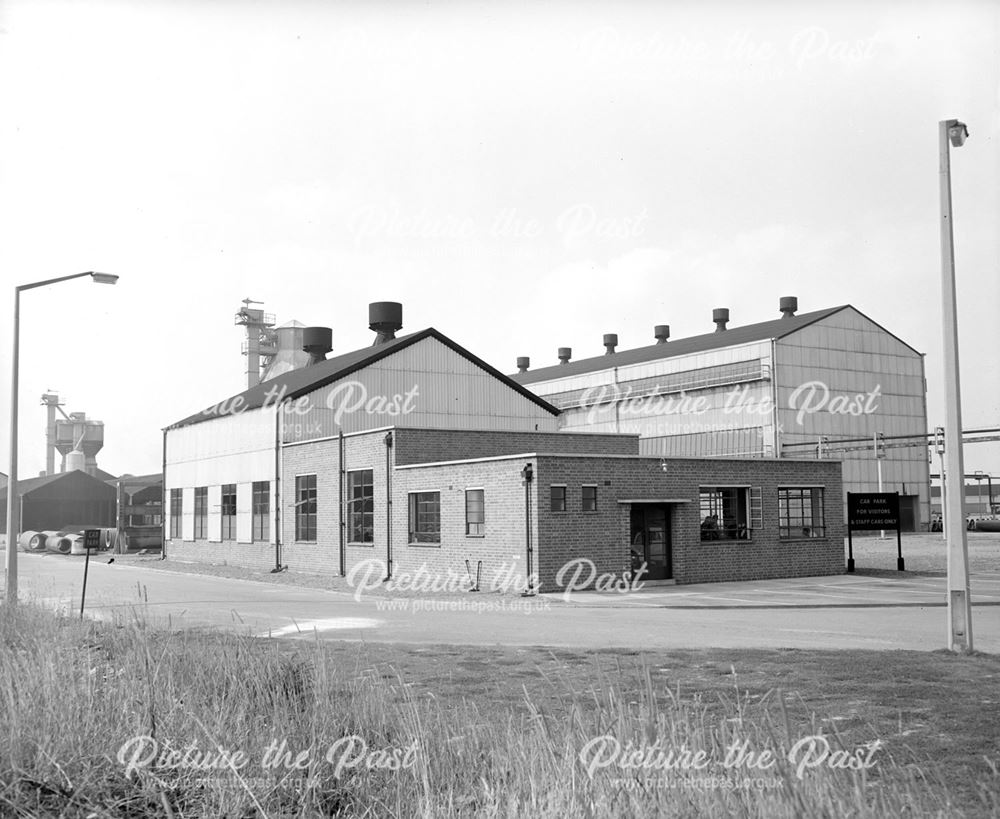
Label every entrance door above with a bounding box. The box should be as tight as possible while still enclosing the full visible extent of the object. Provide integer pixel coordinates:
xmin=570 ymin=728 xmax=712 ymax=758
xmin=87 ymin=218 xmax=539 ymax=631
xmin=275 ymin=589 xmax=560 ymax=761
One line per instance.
xmin=630 ymin=505 xmax=672 ymax=580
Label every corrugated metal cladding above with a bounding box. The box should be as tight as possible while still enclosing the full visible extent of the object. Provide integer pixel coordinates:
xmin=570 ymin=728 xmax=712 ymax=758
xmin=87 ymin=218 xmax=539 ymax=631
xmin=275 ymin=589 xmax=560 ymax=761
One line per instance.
xmin=282 ymin=336 xmax=559 ymax=444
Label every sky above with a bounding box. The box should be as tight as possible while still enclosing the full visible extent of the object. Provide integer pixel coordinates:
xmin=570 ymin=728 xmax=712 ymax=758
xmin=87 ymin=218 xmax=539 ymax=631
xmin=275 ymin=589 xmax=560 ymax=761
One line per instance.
xmin=0 ymin=0 xmax=997 ymax=480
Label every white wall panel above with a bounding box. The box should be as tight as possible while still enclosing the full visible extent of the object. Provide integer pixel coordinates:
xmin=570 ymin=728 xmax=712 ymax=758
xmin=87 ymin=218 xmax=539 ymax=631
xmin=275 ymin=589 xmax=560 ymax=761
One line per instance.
xmin=236 ymin=482 xmax=252 ymax=543
xmin=181 ymin=487 xmax=194 ymax=541
xmin=207 ymin=485 xmax=222 ymax=542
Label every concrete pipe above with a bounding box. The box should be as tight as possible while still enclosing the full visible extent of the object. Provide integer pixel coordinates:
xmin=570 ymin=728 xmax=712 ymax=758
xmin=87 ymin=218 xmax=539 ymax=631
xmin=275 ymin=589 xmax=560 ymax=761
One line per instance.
xmin=45 ymin=534 xmax=72 ymax=554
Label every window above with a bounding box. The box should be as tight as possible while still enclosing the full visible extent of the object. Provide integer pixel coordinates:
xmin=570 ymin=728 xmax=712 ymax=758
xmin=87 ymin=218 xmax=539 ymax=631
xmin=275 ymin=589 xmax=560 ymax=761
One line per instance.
xmin=221 ymin=484 xmax=237 ymax=541
xmin=699 ymin=486 xmax=756 ymax=540
xmin=193 ymin=487 xmax=207 ymax=540
xmin=779 ymin=488 xmax=826 ymax=538
xmin=347 ymin=470 xmax=374 ymax=544
xmin=408 ymin=491 xmax=440 ymax=544
xmin=550 ymin=485 xmax=567 ymax=513
xmin=252 ymin=481 xmax=270 ymax=542
xmin=295 ymin=475 xmax=317 ymax=542
xmin=582 ymin=485 xmax=598 ymax=512
xmin=465 ymin=489 xmax=485 ymax=536
xmin=169 ymin=489 xmax=182 ymax=539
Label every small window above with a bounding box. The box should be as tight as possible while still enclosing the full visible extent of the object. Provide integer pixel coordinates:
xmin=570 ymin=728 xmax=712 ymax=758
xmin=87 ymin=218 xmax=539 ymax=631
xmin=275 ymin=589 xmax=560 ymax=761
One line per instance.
xmin=699 ymin=486 xmax=752 ymax=540
xmin=347 ymin=470 xmax=374 ymax=544
xmin=295 ymin=475 xmax=317 ymax=542
xmin=221 ymin=484 xmax=237 ymax=541
xmin=193 ymin=487 xmax=207 ymax=540
xmin=252 ymin=481 xmax=270 ymax=542
xmin=408 ymin=491 xmax=440 ymax=544
xmin=465 ymin=489 xmax=485 ymax=536
xmin=778 ymin=487 xmax=826 ymax=538
xmin=582 ymin=485 xmax=598 ymax=512
xmin=169 ymin=488 xmax=182 ymax=539
xmin=550 ymin=485 xmax=567 ymax=513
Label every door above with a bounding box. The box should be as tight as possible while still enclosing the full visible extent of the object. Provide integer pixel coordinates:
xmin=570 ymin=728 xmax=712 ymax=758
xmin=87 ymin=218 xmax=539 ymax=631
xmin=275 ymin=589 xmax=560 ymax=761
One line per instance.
xmin=630 ymin=505 xmax=672 ymax=580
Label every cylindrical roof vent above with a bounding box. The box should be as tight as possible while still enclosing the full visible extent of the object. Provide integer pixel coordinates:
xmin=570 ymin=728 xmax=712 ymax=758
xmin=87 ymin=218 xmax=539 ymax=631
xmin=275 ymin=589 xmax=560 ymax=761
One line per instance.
xmin=303 ymin=326 xmax=333 ymax=364
xmin=558 ymin=347 xmax=572 ymax=365
xmin=603 ymin=333 xmax=618 ymax=355
xmin=369 ymin=301 xmax=403 ymax=345
xmin=713 ymin=308 xmax=730 ymax=332
xmin=516 ymin=356 xmax=530 ymax=373
xmin=779 ymin=296 xmax=798 ymax=318
xmin=654 ymin=325 xmax=670 ymax=344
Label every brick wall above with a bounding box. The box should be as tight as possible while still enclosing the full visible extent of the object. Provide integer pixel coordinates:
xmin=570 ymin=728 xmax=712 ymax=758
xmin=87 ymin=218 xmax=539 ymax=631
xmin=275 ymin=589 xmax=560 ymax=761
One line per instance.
xmin=536 ymin=455 xmax=844 ymax=587
xmin=393 ymin=427 xmax=638 ymax=465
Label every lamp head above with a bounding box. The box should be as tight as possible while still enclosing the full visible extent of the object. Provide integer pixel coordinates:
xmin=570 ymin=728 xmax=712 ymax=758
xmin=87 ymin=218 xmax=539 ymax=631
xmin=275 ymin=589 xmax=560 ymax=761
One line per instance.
xmin=89 ymin=272 xmax=119 ymax=285
xmin=948 ymin=121 xmax=969 ymax=148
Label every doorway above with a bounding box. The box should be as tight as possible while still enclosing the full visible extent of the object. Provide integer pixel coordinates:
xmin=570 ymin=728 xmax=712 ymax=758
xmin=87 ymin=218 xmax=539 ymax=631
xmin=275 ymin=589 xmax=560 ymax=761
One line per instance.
xmin=630 ymin=505 xmax=672 ymax=581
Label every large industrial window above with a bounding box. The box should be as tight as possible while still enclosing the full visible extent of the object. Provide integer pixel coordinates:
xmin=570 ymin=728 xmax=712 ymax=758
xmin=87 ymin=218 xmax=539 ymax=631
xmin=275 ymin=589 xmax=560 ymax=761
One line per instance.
xmin=221 ymin=484 xmax=237 ymax=540
xmin=347 ymin=470 xmax=374 ymax=544
xmin=169 ymin=489 xmax=182 ymax=539
xmin=252 ymin=481 xmax=270 ymax=542
xmin=778 ymin=488 xmax=826 ymax=539
xmin=699 ymin=486 xmax=761 ymax=540
xmin=465 ymin=489 xmax=485 ymax=536
xmin=408 ymin=491 xmax=440 ymax=544
xmin=295 ymin=475 xmax=317 ymax=542
xmin=550 ymin=485 xmax=567 ymax=513
xmin=193 ymin=487 xmax=207 ymax=540
xmin=582 ymin=485 xmax=598 ymax=512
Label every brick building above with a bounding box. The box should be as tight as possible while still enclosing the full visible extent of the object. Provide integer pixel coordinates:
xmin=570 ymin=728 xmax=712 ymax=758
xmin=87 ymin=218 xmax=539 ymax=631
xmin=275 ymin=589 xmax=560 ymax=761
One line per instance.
xmin=163 ymin=303 xmax=844 ymax=592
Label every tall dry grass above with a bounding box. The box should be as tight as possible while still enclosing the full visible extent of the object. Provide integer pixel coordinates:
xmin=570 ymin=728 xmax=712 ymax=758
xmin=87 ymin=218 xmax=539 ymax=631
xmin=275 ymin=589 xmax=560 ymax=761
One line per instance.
xmin=0 ymin=603 xmax=980 ymax=817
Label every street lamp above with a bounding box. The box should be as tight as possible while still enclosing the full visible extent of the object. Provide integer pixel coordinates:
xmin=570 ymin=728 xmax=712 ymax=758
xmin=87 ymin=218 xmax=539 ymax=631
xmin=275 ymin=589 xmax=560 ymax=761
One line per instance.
xmin=5 ymin=271 xmax=119 ymax=605
xmin=939 ymin=118 xmax=973 ymax=652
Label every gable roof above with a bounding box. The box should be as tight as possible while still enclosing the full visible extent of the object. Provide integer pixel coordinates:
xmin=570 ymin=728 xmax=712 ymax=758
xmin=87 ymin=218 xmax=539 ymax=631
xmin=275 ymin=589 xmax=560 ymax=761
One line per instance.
xmin=168 ymin=327 xmax=560 ymax=430
xmin=512 ymin=305 xmax=920 ymax=384
xmin=0 ymin=469 xmax=117 ymax=498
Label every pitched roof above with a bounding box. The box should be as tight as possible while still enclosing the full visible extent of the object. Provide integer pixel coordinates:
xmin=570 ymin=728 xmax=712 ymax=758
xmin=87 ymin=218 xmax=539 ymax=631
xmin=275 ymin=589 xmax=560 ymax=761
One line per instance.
xmin=1 ymin=469 xmax=116 ymax=498
xmin=511 ymin=305 xmax=912 ymax=384
xmin=168 ymin=327 xmax=559 ymax=429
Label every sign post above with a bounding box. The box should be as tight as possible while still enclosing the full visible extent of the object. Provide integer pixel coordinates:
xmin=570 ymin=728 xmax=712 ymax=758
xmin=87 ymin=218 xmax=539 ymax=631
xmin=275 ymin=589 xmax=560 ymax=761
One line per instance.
xmin=80 ymin=528 xmax=101 ymax=619
xmin=847 ymin=492 xmax=904 ymax=573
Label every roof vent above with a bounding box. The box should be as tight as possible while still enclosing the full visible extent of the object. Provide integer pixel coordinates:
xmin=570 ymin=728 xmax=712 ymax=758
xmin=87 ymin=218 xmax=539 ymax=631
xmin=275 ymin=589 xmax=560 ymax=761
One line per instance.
xmin=558 ymin=347 xmax=572 ymax=365
xmin=713 ymin=308 xmax=730 ymax=333
xmin=603 ymin=334 xmax=618 ymax=355
xmin=516 ymin=356 xmax=530 ymax=374
xmin=779 ymin=296 xmax=798 ymax=318
xmin=369 ymin=301 xmax=403 ymax=345
xmin=654 ymin=325 xmax=670 ymax=344
xmin=302 ymin=326 xmax=333 ymax=365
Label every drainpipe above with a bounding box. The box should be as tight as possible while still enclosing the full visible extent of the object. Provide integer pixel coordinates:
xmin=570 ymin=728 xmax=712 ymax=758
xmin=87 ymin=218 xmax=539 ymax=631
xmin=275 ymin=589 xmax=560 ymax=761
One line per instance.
xmin=769 ymin=339 xmax=781 ymax=457
xmin=160 ymin=429 xmax=167 ymax=560
xmin=271 ymin=406 xmax=284 ymax=572
xmin=338 ymin=430 xmax=346 ymax=576
xmin=521 ymin=462 xmax=534 ymax=595
xmin=384 ymin=431 xmax=393 ymax=581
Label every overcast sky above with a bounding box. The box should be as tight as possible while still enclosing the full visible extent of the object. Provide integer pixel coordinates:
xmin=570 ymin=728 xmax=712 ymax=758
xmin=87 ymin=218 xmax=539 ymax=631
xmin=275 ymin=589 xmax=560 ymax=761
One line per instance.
xmin=1 ymin=0 xmax=997 ymax=479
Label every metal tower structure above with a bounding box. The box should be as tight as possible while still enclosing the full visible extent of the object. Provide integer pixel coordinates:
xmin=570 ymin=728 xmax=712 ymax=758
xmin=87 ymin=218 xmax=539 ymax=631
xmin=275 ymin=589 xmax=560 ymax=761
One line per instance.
xmin=235 ymin=298 xmax=277 ymax=389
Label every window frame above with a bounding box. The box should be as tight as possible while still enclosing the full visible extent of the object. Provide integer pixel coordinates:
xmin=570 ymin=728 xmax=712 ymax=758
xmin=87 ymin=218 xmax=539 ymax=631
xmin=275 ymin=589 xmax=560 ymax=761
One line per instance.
xmin=408 ymin=490 xmax=441 ymax=546
xmin=193 ymin=486 xmax=208 ymax=540
xmin=252 ymin=480 xmax=270 ymax=542
xmin=169 ymin=488 xmax=182 ymax=539
xmin=698 ymin=485 xmax=755 ymax=541
xmin=220 ymin=483 xmax=237 ymax=541
xmin=550 ymin=485 xmax=567 ymax=513
xmin=778 ymin=486 xmax=827 ymax=539
xmin=581 ymin=484 xmax=598 ymax=513
xmin=465 ymin=488 xmax=485 ymax=537
xmin=295 ymin=474 xmax=317 ymax=543
xmin=347 ymin=469 xmax=375 ymax=545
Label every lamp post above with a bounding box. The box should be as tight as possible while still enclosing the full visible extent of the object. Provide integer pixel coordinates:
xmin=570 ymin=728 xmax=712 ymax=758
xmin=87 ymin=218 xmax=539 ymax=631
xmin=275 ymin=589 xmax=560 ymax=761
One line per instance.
xmin=939 ymin=118 xmax=973 ymax=652
xmin=5 ymin=271 xmax=119 ymax=605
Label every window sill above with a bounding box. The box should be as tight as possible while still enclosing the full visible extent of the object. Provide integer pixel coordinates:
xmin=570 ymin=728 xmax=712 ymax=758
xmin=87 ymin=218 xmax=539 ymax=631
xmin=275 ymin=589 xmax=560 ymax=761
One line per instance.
xmin=408 ymin=542 xmax=441 ymax=548
xmin=347 ymin=541 xmax=375 ymax=547
xmin=779 ymin=536 xmax=828 ymax=542
xmin=465 ymin=534 xmax=485 ymax=539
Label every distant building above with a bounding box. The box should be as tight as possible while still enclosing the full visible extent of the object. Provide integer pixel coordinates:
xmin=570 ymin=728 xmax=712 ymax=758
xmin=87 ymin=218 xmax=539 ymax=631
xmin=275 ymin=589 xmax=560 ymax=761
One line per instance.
xmin=0 ymin=470 xmax=116 ymax=534
xmin=513 ymin=299 xmax=930 ymax=531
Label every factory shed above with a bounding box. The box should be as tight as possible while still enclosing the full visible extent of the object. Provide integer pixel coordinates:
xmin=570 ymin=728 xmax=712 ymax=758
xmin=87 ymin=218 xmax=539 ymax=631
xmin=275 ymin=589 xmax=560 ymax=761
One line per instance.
xmin=0 ymin=470 xmax=116 ymax=534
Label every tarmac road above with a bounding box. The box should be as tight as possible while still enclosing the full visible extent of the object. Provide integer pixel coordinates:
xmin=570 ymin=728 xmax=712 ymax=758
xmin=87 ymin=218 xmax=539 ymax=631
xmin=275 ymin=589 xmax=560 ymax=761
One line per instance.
xmin=5 ymin=552 xmax=1000 ymax=652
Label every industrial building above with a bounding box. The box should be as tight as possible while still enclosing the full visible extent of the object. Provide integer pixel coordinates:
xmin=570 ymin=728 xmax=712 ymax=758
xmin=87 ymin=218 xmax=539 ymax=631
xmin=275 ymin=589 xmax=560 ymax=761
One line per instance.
xmin=0 ymin=470 xmax=116 ymax=534
xmin=512 ymin=298 xmax=930 ymax=531
xmin=162 ymin=302 xmax=844 ymax=590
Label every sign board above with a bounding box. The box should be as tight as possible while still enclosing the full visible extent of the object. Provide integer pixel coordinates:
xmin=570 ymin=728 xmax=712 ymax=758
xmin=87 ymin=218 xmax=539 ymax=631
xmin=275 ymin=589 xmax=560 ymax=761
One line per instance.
xmin=84 ymin=529 xmax=101 ymax=550
xmin=847 ymin=493 xmax=900 ymax=531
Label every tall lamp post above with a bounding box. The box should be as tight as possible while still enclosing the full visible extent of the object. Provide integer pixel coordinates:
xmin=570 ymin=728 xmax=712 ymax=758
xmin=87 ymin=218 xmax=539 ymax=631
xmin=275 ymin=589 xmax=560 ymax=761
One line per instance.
xmin=939 ymin=118 xmax=973 ymax=652
xmin=5 ymin=271 xmax=119 ymax=605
